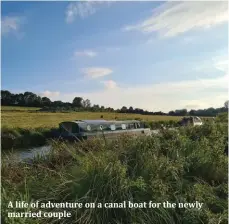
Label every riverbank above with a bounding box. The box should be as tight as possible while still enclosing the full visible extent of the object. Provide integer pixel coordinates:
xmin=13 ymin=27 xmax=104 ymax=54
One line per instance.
xmin=1 ymin=127 xmax=59 ymax=150
xmin=2 ymin=123 xmax=228 ymax=224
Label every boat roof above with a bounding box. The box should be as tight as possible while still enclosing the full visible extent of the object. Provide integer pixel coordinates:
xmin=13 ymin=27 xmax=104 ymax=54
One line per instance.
xmin=182 ymin=116 xmax=202 ymax=119
xmin=60 ymin=119 xmax=140 ymax=125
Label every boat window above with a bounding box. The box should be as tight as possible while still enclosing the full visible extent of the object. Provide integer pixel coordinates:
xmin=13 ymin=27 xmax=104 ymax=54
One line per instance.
xmin=78 ymin=123 xmax=89 ymax=133
xmin=102 ymin=123 xmax=111 ymax=131
xmin=87 ymin=125 xmax=91 ymax=131
xmin=80 ymin=123 xmax=110 ymax=132
xmin=110 ymin=124 xmax=116 ymax=131
xmin=121 ymin=124 xmax=126 ymax=130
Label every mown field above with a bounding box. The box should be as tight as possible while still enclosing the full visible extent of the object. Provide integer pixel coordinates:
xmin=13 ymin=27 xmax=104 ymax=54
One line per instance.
xmin=2 ymin=123 xmax=228 ymax=224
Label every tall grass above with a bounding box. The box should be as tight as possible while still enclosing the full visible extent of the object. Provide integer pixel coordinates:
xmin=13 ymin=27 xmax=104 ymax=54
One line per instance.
xmin=2 ymin=123 xmax=228 ymax=224
xmin=1 ymin=126 xmax=59 ymax=150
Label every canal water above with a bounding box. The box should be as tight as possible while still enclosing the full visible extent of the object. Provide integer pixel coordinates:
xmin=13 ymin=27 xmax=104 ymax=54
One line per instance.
xmin=2 ymin=145 xmax=52 ymax=163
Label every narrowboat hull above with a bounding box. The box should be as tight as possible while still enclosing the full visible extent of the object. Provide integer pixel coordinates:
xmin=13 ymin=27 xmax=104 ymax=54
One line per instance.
xmin=59 ymin=128 xmax=151 ymax=141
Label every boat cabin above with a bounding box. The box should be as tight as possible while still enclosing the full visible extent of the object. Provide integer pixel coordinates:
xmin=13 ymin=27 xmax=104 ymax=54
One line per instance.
xmin=59 ymin=119 xmax=151 ymax=140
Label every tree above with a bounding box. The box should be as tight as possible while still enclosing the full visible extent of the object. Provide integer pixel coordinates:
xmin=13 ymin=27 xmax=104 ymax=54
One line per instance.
xmin=120 ymin=106 xmax=128 ymax=113
xmin=41 ymin=97 xmax=52 ymax=106
xmin=106 ymin=107 xmax=114 ymax=112
xmin=128 ymin=106 xmax=134 ymax=113
xmin=189 ymin=110 xmax=196 ymax=116
xmin=175 ymin=109 xmax=187 ymax=116
xmin=91 ymin=104 xmax=100 ymax=112
xmin=82 ymin=99 xmax=91 ymax=108
xmin=168 ymin=111 xmax=175 ymax=116
xmin=72 ymin=97 xmax=83 ymax=107
xmin=23 ymin=92 xmax=38 ymax=106
xmin=1 ymin=90 xmax=13 ymax=105
xmin=17 ymin=93 xmax=25 ymax=106
xmin=52 ymin=101 xmax=64 ymax=107
xmin=224 ymin=100 xmax=229 ymax=108
xmin=33 ymin=96 xmax=42 ymax=107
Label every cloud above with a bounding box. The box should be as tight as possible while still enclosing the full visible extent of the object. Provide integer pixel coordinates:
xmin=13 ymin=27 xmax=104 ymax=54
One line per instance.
xmin=66 ymin=1 xmax=110 ymax=23
xmin=182 ymin=95 xmax=228 ymax=110
xmin=81 ymin=67 xmax=113 ymax=79
xmin=124 ymin=1 xmax=228 ymax=37
xmin=47 ymin=74 xmax=228 ymax=112
xmin=74 ymin=50 xmax=97 ymax=57
xmin=101 ymin=80 xmax=118 ymax=89
xmin=213 ymin=55 xmax=228 ymax=73
xmin=40 ymin=91 xmax=60 ymax=99
xmin=1 ymin=16 xmax=24 ymax=36
xmin=73 ymin=47 xmax=120 ymax=59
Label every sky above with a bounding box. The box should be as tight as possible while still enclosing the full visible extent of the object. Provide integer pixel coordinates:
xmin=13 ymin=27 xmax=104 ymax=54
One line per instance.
xmin=1 ymin=1 xmax=228 ymax=112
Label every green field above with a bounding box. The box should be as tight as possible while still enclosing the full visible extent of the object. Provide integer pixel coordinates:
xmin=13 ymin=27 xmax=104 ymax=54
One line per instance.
xmin=1 ymin=106 xmax=182 ymax=129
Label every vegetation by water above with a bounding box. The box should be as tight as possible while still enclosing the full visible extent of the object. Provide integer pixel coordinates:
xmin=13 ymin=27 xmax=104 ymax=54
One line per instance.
xmin=1 ymin=127 xmax=58 ymax=150
xmin=2 ymin=122 xmax=228 ymax=224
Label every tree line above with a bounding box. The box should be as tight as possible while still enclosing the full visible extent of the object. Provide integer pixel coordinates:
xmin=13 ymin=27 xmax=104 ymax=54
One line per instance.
xmin=1 ymin=90 xmax=228 ymax=117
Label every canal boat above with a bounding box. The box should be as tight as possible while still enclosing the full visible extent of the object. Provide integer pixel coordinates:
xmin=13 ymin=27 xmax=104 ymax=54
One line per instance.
xmin=58 ymin=119 xmax=151 ymax=140
xmin=178 ymin=116 xmax=203 ymax=126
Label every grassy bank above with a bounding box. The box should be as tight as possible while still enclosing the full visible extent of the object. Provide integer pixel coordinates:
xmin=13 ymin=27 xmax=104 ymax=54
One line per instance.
xmin=1 ymin=127 xmax=59 ymax=150
xmin=2 ymin=123 xmax=228 ymax=224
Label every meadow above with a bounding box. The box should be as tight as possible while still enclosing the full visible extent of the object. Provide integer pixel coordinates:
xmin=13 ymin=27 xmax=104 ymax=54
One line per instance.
xmin=1 ymin=106 xmax=182 ymax=129
xmin=2 ymin=122 xmax=228 ymax=224
xmin=1 ymin=106 xmax=41 ymax=111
